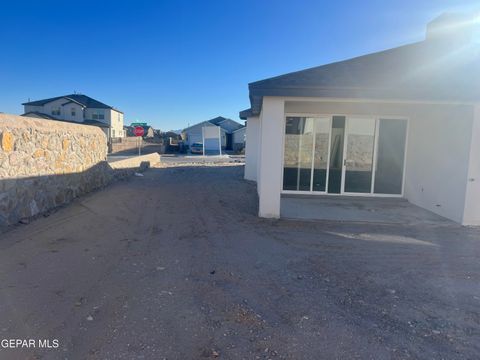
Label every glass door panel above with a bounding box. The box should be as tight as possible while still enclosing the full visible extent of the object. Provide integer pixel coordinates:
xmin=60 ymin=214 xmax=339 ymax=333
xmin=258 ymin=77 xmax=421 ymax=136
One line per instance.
xmin=312 ymin=118 xmax=331 ymax=192
xmin=374 ymin=119 xmax=407 ymax=194
xmin=327 ymin=116 xmax=345 ymax=193
xmin=344 ymin=118 xmax=376 ymax=193
xmin=283 ymin=117 xmax=314 ymax=191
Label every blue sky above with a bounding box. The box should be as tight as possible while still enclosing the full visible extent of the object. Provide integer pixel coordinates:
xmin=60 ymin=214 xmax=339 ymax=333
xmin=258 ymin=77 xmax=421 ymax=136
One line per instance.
xmin=0 ymin=0 xmax=478 ymax=130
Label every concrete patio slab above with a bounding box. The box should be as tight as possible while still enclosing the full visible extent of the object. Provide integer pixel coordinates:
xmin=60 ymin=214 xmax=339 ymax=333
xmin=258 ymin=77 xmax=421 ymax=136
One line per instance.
xmin=281 ymin=195 xmax=452 ymax=225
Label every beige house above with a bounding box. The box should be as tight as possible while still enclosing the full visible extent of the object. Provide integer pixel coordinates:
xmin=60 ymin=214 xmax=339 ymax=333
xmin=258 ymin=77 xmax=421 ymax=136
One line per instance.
xmin=22 ymin=94 xmax=125 ymax=140
xmin=240 ymin=13 xmax=480 ymax=225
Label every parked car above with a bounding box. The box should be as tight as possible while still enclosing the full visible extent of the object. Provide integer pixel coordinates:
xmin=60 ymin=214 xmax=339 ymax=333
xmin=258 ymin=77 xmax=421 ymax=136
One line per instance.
xmin=190 ymin=142 xmax=203 ymax=154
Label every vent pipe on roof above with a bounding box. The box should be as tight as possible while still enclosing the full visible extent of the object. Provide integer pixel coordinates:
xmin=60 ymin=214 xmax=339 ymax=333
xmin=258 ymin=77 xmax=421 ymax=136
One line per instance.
xmin=426 ymin=12 xmax=477 ymax=46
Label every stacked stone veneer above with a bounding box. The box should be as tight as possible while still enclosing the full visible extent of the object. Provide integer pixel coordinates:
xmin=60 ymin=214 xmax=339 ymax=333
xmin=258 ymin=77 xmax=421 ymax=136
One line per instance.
xmin=0 ymin=114 xmax=111 ymax=226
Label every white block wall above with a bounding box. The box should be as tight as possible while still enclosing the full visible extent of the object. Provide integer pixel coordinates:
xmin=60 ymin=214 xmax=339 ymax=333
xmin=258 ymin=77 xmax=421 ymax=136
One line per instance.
xmin=257 ymin=97 xmax=284 ymax=218
xmin=403 ymin=104 xmax=474 ymax=223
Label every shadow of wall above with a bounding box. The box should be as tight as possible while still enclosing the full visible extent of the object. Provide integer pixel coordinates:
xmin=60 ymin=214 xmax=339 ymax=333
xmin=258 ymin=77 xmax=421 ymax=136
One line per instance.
xmin=0 ymin=159 xmax=156 ymax=226
xmin=0 ymin=114 xmax=158 ymax=226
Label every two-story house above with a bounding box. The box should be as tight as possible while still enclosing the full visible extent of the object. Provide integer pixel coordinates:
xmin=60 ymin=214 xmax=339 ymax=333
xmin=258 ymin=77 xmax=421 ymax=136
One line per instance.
xmin=22 ymin=94 xmax=125 ymax=139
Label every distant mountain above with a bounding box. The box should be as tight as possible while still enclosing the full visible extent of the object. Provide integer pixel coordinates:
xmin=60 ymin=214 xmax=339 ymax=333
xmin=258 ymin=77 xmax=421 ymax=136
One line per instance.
xmin=167 ymin=129 xmax=182 ymax=135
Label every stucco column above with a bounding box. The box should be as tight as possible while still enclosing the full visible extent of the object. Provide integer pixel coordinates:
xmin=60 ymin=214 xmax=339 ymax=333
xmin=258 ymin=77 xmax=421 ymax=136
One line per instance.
xmin=258 ymin=97 xmax=284 ymax=218
xmin=244 ymin=116 xmax=260 ymax=181
xmin=462 ymin=105 xmax=480 ymax=225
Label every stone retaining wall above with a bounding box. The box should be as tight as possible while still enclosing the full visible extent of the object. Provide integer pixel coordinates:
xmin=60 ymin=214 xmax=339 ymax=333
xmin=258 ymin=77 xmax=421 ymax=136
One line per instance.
xmin=0 ymin=114 xmax=161 ymax=227
xmin=0 ymin=114 xmax=111 ymax=225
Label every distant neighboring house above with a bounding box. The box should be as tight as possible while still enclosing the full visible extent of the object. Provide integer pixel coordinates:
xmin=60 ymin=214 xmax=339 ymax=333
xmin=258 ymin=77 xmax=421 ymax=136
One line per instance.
xmin=232 ymin=126 xmax=246 ymax=152
xmin=142 ymin=126 xmax=155 ymax=138
xmin=181 ymin=116 xmax=244 ymax=150
xmin=22 ymin=94 xmax=125 ymax=139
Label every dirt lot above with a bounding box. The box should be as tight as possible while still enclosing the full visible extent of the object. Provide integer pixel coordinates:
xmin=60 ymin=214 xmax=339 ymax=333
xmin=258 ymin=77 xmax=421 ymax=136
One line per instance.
xmin=0 ymin=165 xmax=479 ymax=359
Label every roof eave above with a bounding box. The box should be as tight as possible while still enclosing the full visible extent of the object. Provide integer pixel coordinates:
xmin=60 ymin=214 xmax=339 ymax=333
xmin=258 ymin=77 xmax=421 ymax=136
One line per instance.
xmin=248 ymin=85 xmax=480 ymax=115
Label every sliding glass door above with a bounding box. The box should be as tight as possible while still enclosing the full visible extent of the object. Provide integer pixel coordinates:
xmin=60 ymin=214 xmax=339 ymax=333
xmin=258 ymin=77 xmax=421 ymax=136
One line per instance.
xmin=327 ymin=116 xmax=346 ymax=194
xmin=343 ymin=117 xmax=376 ymax=194
xmin=283 ymin=117 xmax=330 ymax=192
xmin=283 ymin=117 xmax=313 ymax=191
xmin=283 ymin=116 xmax=407 ymax=196
xmin=312 ymin=118 xmax=331 ymax=192
xmin=374 ymin=119 xmax=407 ymax=195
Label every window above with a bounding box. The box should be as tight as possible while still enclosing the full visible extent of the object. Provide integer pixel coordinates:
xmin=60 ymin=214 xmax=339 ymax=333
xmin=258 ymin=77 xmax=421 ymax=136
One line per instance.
xmin=71 ymin=108 xmax=76 ymax=117
xmin=92 ymin=109 xmax=105 ymax=120
xmin=51 ymin=107 xmax=61 ymax=116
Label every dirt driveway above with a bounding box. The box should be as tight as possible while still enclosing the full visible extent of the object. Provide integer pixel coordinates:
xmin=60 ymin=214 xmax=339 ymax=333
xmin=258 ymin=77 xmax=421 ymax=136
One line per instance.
xmin=0 ymin=165 xmax=479 ymax=359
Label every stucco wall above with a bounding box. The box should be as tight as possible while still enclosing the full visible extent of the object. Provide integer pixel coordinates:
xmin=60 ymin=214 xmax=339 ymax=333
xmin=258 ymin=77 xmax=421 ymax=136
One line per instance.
xmin=244 ymin=116 xmax=260 ymax=181
xmin=23 ymin=105 xmax=42 ymax=114
xmin=404 ymin=104 xmax=474 ymax=223
xmin=233 ymin=127 xmax=246 ymax=144
xmin=63 ymin=103 xmax=84 ymax=122
xmin=0 ymin=114 xmax=109 ymax=225
xmin=461 ymin=105 xmax=480 ymax=225
xmin=258 ymin=97 xmax=285 ymax=217
xmin=25 ymin=100 xmax=85 ymax=122
xmin=84 ymin=108 xmax=109 ymax=124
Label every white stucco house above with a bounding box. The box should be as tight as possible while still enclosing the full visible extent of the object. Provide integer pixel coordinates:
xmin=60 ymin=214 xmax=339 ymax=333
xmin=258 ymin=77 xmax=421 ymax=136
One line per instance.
xmin=240 ymin=13 xmax=480 ymax=225
xmin=181 ymin=116 xmax=245 ymax=151
xmin=232 ymin=126 xmax=247 ymax=152
xmin=22 ymin=94 xmax=126 ymax=140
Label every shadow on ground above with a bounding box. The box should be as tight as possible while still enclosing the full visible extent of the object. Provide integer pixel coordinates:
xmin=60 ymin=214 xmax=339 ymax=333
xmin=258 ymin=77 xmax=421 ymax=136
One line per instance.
xmin=0 ymin=159 xmax=155 ymax=228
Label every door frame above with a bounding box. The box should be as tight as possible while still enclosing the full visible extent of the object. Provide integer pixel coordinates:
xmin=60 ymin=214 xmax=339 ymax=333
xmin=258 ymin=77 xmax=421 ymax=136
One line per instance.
xmin=281 ymin=113 xmax=409 ymax=198
xmin=341 ymin=115 xmax=377 ymax=196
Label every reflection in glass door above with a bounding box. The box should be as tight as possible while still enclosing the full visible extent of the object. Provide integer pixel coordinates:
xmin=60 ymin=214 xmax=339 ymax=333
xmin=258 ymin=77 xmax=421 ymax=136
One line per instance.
xmin=312 ymin=118 xmax=331 ymax=191
xmin=283 ymin=117 xmax=314 ymax=191
xmin=343 ymin=118 xmax=376 ymax=193
xmin=283 ymin=117 xmax=330 ymax=192
xmin=374 ymin=119 xmax=407 ymax=194
xmin=327 ymin=116 xmax=345 ymax=194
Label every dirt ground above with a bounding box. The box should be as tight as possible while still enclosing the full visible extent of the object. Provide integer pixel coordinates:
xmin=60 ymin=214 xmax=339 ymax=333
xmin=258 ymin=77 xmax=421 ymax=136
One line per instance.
xmin=0 ymin=164 xmax=479 ymax=359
